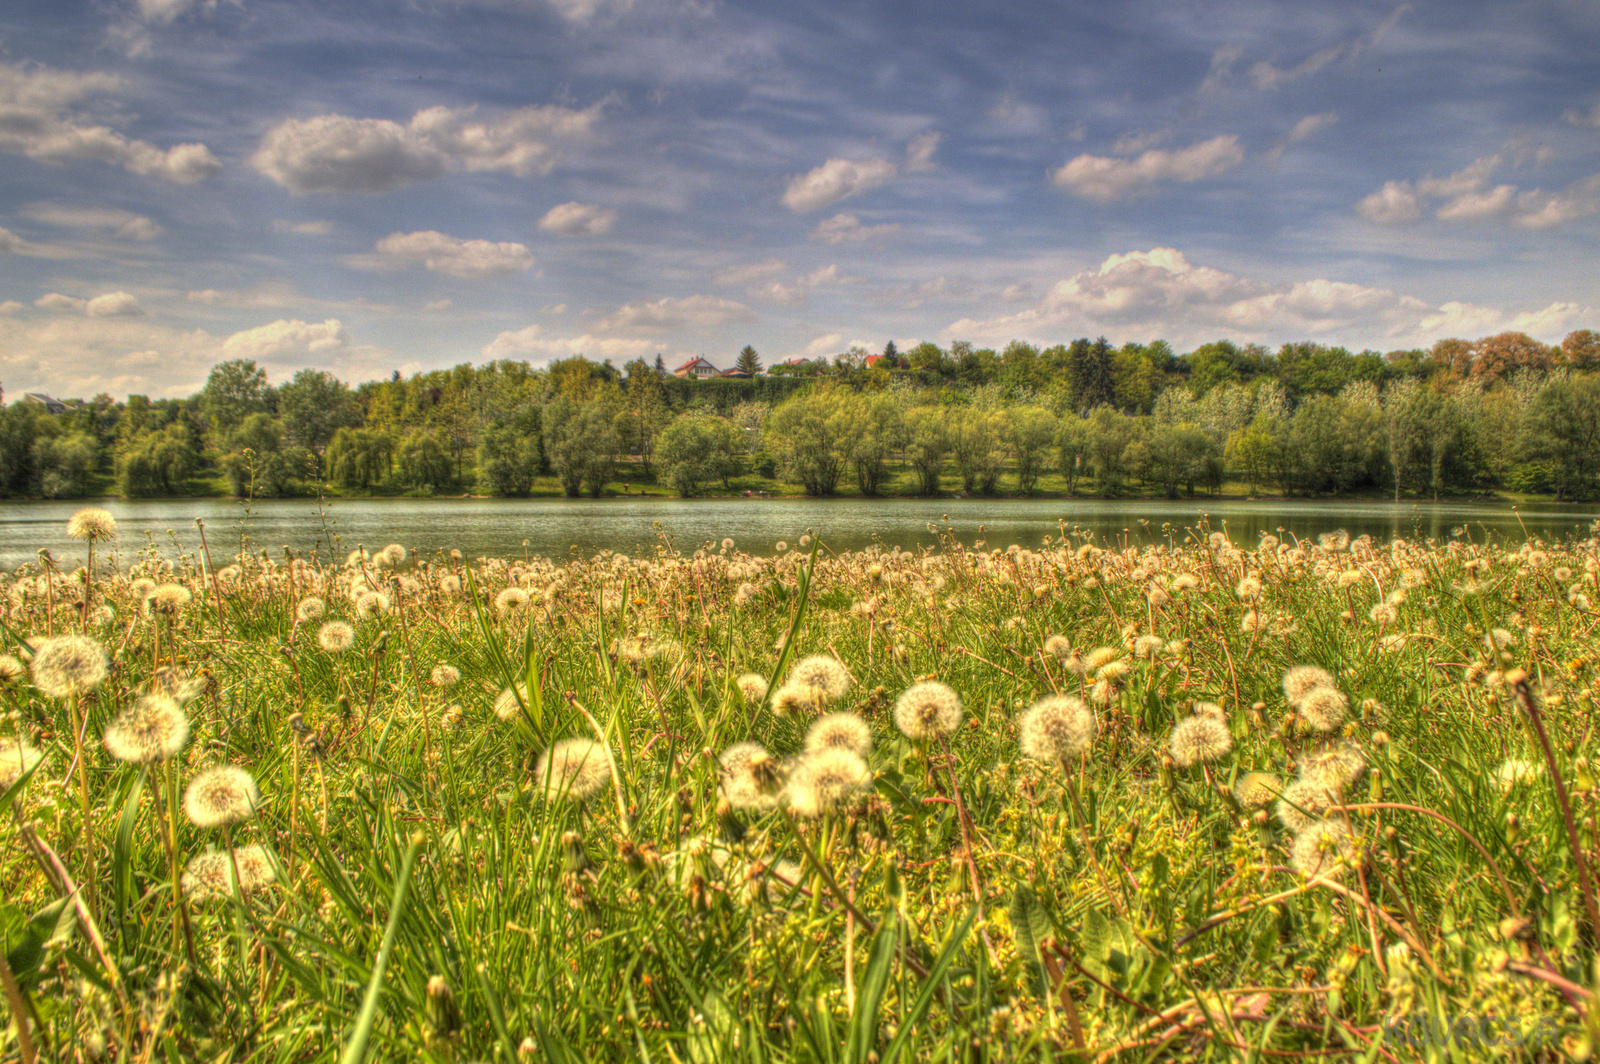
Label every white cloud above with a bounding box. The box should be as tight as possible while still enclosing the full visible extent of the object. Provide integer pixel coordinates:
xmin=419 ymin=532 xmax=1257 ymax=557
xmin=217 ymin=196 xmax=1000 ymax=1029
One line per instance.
xmin=137 ymin=0 xmax=207 ymax=24
xmin=538 ymin=201 xmax=618 ymax=237
xmin=35 ymin=293 xmax=87 ymax=313
xmin=19 ymin=203 xmax=162 ymax=240
xmin=221 ymin=318 xmax=348 ymax=364
xmin=1052 ymin=135 xmax=1245 ymax=201
xmin=1111 ymin=130 xmax=1170 ymax=155
xmin=1358 ymin=156 xmax=1600 ymax=229
xmin=782 ymin=157 xmax=897 ymax=213
xmin=1248 ymin=5 xmax=1406 ymax=90
xmin=594 ymin=294 xmax=752 ymax=334
xmin=545 ymin=0 xmax=633 ymax=23
xmin=1562 ymin=102 xmax=1600 ymax=128
xmin=906 ymin=131 xmax=941 ymax=172
xmin=273 ymin=219 xmax=333 ymax=236
xmin=743 ymin=264 xmax=841 ymax=306
xmin=251 ymin=102 xmax=602 ymax=194
xmin=85 ymin=291 xmax=142 ymax=317
xmin=714 ymin=258 xmax=786 ymax=286
xmin=944 ymin=246 xmax=1586 ymax=351
xmin=804 ymin=333 xmax=843 ymax=358
xmin=481 ymin=324 xmax=659 ymax=362
xmin=0 ymin=61 xmax=221 ymax=183
xmin=809 ymin=213 xmax=899 ymax=244
xmin=0 ymin=301 xmax=25 ymax=316
xmin=371 ymin=230 xmax=534 ymax=278
xmin=0 ymin=227 xmax=24 ymax=254
xmin=1266 ymin=112 xmax=1339 ymax=159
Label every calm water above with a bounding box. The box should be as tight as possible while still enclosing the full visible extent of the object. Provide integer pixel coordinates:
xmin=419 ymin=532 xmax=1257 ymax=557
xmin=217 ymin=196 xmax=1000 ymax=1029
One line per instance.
xmin=0 ymin=495 xmax=1595 ymax=571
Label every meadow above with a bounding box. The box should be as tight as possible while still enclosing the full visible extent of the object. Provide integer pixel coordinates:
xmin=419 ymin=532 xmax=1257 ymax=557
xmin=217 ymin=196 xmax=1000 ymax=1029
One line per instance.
xmin=0 ymin=509 xmax=1596 ymax=1061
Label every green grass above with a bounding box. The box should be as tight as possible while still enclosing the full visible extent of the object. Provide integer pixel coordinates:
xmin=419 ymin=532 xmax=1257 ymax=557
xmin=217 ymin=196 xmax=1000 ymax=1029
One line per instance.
xmin=0 ymin=521 xmax=1596 ymax=1060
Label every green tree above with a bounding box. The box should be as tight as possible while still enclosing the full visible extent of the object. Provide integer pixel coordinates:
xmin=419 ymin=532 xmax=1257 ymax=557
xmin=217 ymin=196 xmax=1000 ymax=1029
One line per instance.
xmin=766 ymin=389 xmax=845 ymax=496
xmin=1226 ymin=417 xmax=1281 ymax=495
xmin=1133 ymin=422 xmax=1217 ymax=498
xmin=396 ymin=429 xmax=453 ymax=490
xmin=544 ymin=396 xmax=620 ymax=497
xmin=1084 ymin=406 xmax=1142 ymax=496
xmin=219 ymin=412 xmax=307 ymax=497
xmin=1525 ymin=375 xmax=1600 ymax=499
xmin=326 ymin=428 xmax=395 ymax=490
xmin=735 ymin=346 xmax=763 ymax=376
xmin=279 ymin=369 xmax=361 ymax=455
xmin=199 ymin=359 xmax=273 ymax=443
xmin=948 ymin=405 xmax=1005 ymax=495
xmin=33 ymin=430 xmax=96 ymax=498
xmin=1058 ymin=415 xmax=1090 ymax=496
xmin=1007 ymin=405 xmax=1057 ymax=494
xmin=839 ymin=393 xmax=905 ymax=496
xmin=477 ymin=415 xmax=543 ymax=496
xmin=118 ymin=424 xmax=199 ymax=496
xmin=656 ymin=414 xmax=740 ymax=497
xmin=903 ymin=406 xmax=947 ymax=495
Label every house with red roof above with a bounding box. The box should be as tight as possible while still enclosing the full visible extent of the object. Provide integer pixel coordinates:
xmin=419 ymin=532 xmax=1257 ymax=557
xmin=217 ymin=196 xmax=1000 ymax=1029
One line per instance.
xmin=674 ymin=357 xmax=721 ymax=379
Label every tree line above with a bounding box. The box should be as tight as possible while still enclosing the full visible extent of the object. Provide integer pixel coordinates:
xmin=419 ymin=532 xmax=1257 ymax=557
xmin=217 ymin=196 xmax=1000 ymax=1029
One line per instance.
xmin=2 ymin=328 xmax=1598 ymax=501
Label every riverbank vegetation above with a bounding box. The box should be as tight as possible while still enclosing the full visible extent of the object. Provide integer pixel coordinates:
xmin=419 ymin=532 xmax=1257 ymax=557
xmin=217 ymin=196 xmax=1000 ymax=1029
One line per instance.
xmin=0 ymin=510 xmax=1597 ymax=1059
xmin=4 ymin=328 xmax=1600 ymax=503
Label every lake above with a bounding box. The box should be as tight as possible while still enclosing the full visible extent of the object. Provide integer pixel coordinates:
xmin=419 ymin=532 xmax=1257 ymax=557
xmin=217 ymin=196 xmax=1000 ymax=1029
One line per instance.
xmin=0 ymin=495 xmax=1595 ymax=572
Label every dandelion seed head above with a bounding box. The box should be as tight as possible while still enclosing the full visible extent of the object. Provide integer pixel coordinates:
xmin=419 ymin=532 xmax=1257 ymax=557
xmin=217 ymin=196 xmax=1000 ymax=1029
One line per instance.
xmin=785 ymin=748 xmax=870 ymax=818
xmin=296 ymin=597 xmax=325 ymax=623
xmin=1084 ymin=646 xmax=1119 ymax=671
xmin=734 ymin=673 xmax=768 ymax=703
xmin=1233 ymin=772 xmax=1282 ymax=810
xmin=718 ymin=741 xmax=784 ymax=811
xmin=1291 ymin=821 xmax=1361 ymax=881
xmin=1319 ymin=530 xmax=1351 ymax=553
xmin=1171 ymin=573 xmax=1200 ymax=592
xmin=1300 ymin=743 xmax=1367 ymax=789
xmin=430 ymin=664 xmax=460 ymax=687
xmin=150 ymin=583 xmax=191 ymax=612
xmin=67 ymin=508 xmax=117 ymax=541
xmin=1494 ymin=758 xmax=1541 ymax=792
xmin=1018 ymin=695 xmax=1095 ymax=765
xmin=1042 ymin=634 xmax=1072 ymax=660
xmin=183 ymin=765 xmax=260 ymax=827
xmin=104 ymin=694 xmax=189 ymax=763
xmin=1282 ymin=665 xmax=1336 ymax=704
xmin=317 ymin=621 xmax=355 ymax=654
xmin=0 ymin=738 xmax=44 ymax=789
xmin=786 ymin=655 xmax=850 ymax=702
xmin=805 ymin=712 xmax=873 ymax=757
xmin=1296 ymin=687 xmax=1348 ymax=732
xmin=892 ymin=680 xmax=963 ymax=741
xmin=355 ymin=591 xmax=392 ymax=619
xmin=1235 ymin=576 xmax=1263 ymax=602
xmin=493 ymin=684 xmax=528 ymax=720
xmin=536 ymin=738 xmax=611 ymax=802
xmin=1276 ymin=778 xmax=1337 ymax=833
xmin=183 ymin=844 xmax=276 ymax=899
xmin=30 ymin=634 xmax=109 ymax=699
xmin=0 ymin=655 xmax=25 ymax=683
xmin=1169 ymin=715 xmax=1232 ymax=767
xmin=495 ymin=587 xmax=530 ymax=614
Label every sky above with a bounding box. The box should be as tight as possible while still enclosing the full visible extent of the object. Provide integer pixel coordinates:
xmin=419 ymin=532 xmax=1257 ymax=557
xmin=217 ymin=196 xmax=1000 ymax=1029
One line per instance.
xmin=1 ymin=0 xmax=1599 ymax=400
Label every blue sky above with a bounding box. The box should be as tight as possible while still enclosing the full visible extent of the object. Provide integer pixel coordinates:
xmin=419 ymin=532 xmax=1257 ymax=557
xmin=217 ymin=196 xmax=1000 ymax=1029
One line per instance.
xmin=1 ymin=0 xmax=1598 ymax=398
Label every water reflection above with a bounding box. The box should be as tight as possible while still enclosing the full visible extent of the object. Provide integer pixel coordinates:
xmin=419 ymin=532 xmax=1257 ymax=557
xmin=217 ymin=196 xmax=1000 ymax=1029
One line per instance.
xmin=0 ymin=495 xmax=1594 ymax=571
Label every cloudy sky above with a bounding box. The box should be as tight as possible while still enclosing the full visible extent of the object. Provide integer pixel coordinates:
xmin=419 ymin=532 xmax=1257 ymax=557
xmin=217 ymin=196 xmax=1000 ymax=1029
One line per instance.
xmin=1 ymin=0 xmax=1598 ymax=399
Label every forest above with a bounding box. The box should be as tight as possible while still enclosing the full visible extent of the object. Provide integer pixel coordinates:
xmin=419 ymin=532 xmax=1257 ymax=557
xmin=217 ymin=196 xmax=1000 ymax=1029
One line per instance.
xmin=2 ymin=329 xmax=1599 ymax=502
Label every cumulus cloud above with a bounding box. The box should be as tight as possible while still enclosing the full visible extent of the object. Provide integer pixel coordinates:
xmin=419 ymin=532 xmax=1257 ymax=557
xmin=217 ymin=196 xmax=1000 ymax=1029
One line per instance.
xmin=809 ymin=213 xmax=899 ymax=244
xmin=20 ymin=203 xmax=162 ymax=240
xmin=803 ymin=333 xmax=844 ymax=358
xmin=0 ymin=301 xmax=23 ymax=316
xmin=273 ymin=219 xmax=332 ymax=236
xmin=1052 ymin=135 xmax=1245 ymax=201
xmin=251 ymin=102 xmax=602 ymax=194
xmin=0 ymin=61 xmax=221 ymax=182
xmin=944 ymin=246 xmax=1584 ymax=350
xmin=1357 ymin=155 xmax=1600 ymax=229
xmin=137 ymin=0 xmax=208 ymax=24
xmin=481 ymin=324 xmax=659 ymax=362
xmin=221 ymin=318 xmax=348 ymax=363
xmin=35 ymin=293 xmax=88 ymax=313
xmin=906 ymin=131 xmax=941 ymax=172
xmin=714 ymin=258 xmax=786 ymax=286
xmin=371 ymin=230 xmax=534 ymax=278
xmin=594 ymin=294 xmax=752 ymax=334
xmin=538 ymin=201 xmax=618 ymax=237
xmin=783 ymin=157 xmax=897 ymax=213
xmin=85 ymin=291 xmax=142 ymax=317
xmin=743 ymin=265 xmax=841 ymax=306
